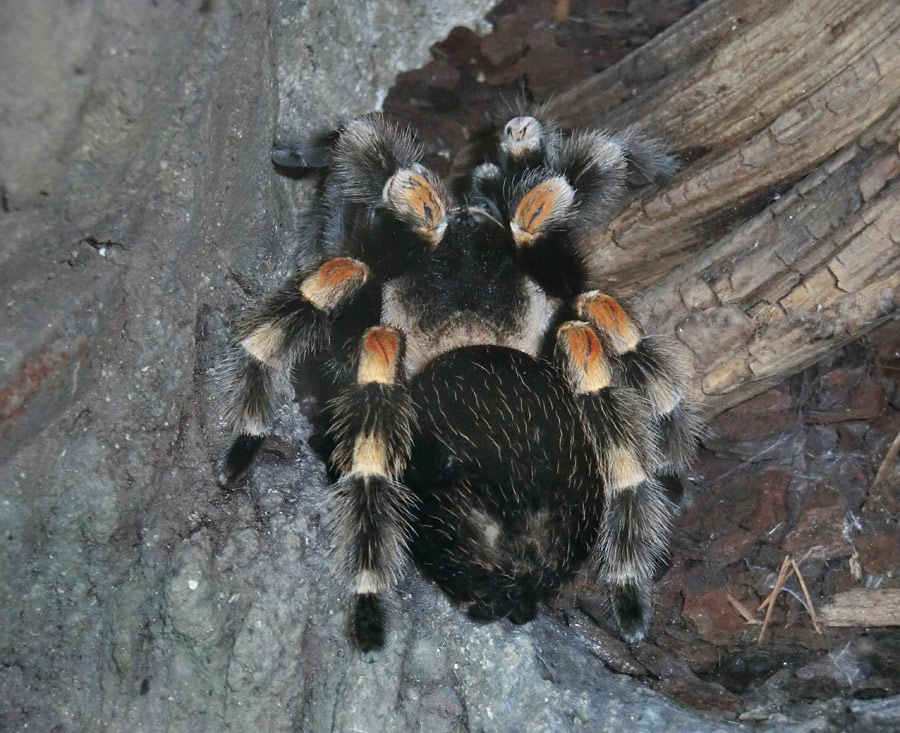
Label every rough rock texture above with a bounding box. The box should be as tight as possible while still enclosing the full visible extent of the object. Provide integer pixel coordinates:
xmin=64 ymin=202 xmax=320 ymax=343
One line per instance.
xmin=0 ymin=1 xmax=737 ymax=731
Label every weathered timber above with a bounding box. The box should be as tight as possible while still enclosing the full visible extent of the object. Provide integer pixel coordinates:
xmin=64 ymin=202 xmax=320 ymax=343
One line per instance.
xmin=547 ymin=0 xmax=900 ymax=412
xmin=820 ymin=589 xmax=900 ymax=627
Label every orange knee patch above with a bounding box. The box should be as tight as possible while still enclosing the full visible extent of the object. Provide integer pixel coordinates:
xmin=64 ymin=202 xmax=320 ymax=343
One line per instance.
xmin=384 ymin=169 xmax=447 ymax=244
xmin=578 ymin=292 xmax=640 ymax=354
xmin=511 ymin=177 xmax=574 ymax=245
xmin=558 ymin=321 xmax=611 ymax=393
xmin=299 ymin=257 xmax=369 ymax=311
xmin=358 ymin=327 xmax=401 ymax=384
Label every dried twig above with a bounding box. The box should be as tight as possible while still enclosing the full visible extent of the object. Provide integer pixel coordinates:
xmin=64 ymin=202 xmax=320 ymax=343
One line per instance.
xmin=756 ymin=554 xmax=824 ymax=643
xmin=726 ymin=593 xmax=762 ymax=625
xmin=805 ymin=408 xmax=881 ymax=425
xmin=758 ymin=555 xmax=792 ymax=645
xmin=553 ymin=0 xmax=571 ymax=23
xmin=757 ymin=557 xmax=795 ymax=612
xmin=790 ymin=557 xmax=823 ymax=634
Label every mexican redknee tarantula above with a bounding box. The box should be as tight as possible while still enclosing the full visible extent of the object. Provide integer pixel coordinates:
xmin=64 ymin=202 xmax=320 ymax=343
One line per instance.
xmin=217 ymin=110 xmax=700 ymax=651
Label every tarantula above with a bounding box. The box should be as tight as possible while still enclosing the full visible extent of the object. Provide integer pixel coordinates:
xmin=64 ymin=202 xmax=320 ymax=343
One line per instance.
xmin=216 ymin=110 xmax=700 ymax=651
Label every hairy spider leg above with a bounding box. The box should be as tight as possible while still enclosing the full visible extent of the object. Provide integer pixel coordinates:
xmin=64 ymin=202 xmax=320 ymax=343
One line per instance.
xmin=577 ymin=292 xmax=702 ymax=500
xmin=327 ymin=326 xmax=416 ymax=651
xmin=319 ymin=115 xmax=449 ymax=271
xmin=500 ymin=132 xmax=636 ymax=299
xmin=493 ymin=112 xmax=678 ymax=301
xmin=555 ymin=321 xmax=671 ymax=643
xmin=499 ymin=112 xmax=678 ymax=194
xmin=217 ymin=257 xmax=370 ymax=486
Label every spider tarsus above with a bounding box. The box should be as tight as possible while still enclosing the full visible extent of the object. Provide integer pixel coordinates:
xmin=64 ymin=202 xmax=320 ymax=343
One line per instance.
xmin=352 ymin=593 xmax=386 ymax=652
xmin=657 ymin=473 xmax=685 ymax=508
xmin=466 ymin=602 xmax=497 ymax=624
xmin=271 ymin=132 xmax=336 ymax=170
xmin=611 ymin=581 xmax=651 ymax=646
xmin=216 ymin=434 xmax=264 ymax=488
xmin=507 ymin=598 xmax=538 ymax=625
xmin=617 ymin=127 xmax=681 ymax=187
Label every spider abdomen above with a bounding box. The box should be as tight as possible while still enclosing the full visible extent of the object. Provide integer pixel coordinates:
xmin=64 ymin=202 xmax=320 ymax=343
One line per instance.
xmin=405 ymin=346 xmax=603 ymax=622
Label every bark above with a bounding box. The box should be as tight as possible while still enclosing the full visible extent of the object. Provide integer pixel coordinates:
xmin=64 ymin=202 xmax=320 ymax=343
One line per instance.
xmin=548 ymin=0 xmax=900 ymax=412
xmin=820 ymin=589 xmax=900 ymax=627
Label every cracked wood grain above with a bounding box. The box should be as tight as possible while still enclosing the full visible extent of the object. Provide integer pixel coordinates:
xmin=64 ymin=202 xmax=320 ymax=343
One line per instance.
xmin=647 ymin=139 xmax=899 ymax=411
xmin=819 ymin=589 xmax=900 ymax=627
xmin=546 ymin=0 xmax=900 ymax=413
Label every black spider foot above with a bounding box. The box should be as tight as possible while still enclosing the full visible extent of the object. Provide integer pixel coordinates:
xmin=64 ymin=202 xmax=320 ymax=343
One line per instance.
xmin=216 ymin=434 xmax=264 ymax=488
xmin=352 ymin=593 xmax=386 ymax=652
xmin=611 ymin=581 xmax=652 ymax=646
xmin=657 ymin=472 xmax=686 ymax=509
xmin=466 ymin=600 xmax=502 ymax=624
xmin=507 ymin=598 xmax=538 ymax=625
xmin=617 ymin=127 xmax=680 ymax=187
xmin=271 ymin=129 xmax=338 ymax=170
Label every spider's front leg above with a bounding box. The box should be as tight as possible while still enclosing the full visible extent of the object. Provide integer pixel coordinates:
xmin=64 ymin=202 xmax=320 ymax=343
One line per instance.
xmin=497 ymin=113 xmax=678 ymax=193
xmin=556 ymin=321 xmax=671 ymax=643
xmin=321 ymin=115 xmax=449 ymax=265
xmin=475 ymin=112 xmax=678 ymax=299
xmin=217 ymin=257 xmax=370 ymax=486
xmin=328 ymin=326 xmax=416 ymax=652
xmin=490 ymin=124 xmax=699 ymax=478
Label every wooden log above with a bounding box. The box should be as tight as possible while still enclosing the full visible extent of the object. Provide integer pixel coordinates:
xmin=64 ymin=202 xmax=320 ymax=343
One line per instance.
xmin=820 ymin=589 xmax=900 ymax=627
xmin=546 ymin=0 xmax=900 ymax=412
xmin=647 ymin=117 xmax=900 ymax=411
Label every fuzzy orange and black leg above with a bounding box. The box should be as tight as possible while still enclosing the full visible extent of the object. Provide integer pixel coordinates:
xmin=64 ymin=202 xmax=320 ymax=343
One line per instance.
xmin=327 ymin=326 xmax=416 ymax=651
xmin=577 ymin=292 xmax=702 ymax=490
xmin=504 ymin=139 xmax=648 ymax=298
xmin=556 ymin=321 xmax=671 ymax=643
xmin=499 ymin=113 xmax=676 ymax=223
xmin=217 ymin=257 xmax=371 ymax=486
xmin=322 ymin=116 xmax=450 ymax=272
xmin=507 ymin=173 xmax=590 ymax=298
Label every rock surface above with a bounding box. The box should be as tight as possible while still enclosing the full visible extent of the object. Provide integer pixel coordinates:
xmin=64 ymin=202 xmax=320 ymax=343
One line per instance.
xmin=0 ymin=1 xmax=734 ymax=731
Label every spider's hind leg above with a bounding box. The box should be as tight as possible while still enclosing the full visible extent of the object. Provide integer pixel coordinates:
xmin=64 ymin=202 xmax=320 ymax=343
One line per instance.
xmin=556 ymin=321 xmax=672 ymax=643
xmin=328 ymin=326 xmax=416 ymax=651
xmin=217 ymin=257 xmax=370 ymax=486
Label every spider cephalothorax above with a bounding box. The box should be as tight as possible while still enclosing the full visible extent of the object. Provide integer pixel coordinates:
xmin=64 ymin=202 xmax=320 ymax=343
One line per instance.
xmin=218 ymin=111 xmax=700 ymax=651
